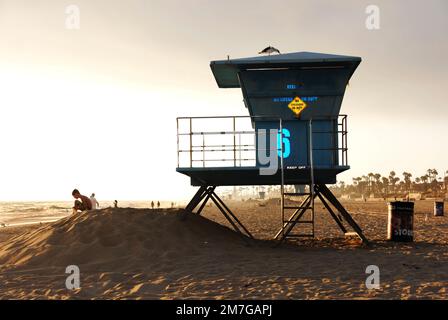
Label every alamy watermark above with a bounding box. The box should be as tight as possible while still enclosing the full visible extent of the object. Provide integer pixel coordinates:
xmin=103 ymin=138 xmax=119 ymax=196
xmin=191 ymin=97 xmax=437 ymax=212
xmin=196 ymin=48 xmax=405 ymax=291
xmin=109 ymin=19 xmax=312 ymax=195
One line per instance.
xmin=365 ymin=265 xmax=380 ymax=289
xmin=365 ymin=5 xmax=380 ymax=30
xmin=65 ymin=265 xmax=81 ymax=290
xmin=65 ymin=5 xmax=80 ymax=30
xmin=257 ymin=129 xmax=278 ymax=176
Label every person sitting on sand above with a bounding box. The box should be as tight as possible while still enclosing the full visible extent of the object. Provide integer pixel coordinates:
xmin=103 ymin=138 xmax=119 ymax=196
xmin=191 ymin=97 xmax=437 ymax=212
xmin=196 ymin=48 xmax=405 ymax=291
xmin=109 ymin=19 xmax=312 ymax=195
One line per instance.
xmin=90 ymin=193 xmax=100 ymax=210
xmin=72 ymin=189 xmax=92 ymax=214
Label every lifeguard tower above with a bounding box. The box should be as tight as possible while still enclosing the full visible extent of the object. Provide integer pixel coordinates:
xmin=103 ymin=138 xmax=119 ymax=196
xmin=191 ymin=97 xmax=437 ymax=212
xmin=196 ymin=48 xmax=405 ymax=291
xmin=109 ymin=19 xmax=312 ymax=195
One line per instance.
xmin=176 ymin=51 xmax=368 ymax=243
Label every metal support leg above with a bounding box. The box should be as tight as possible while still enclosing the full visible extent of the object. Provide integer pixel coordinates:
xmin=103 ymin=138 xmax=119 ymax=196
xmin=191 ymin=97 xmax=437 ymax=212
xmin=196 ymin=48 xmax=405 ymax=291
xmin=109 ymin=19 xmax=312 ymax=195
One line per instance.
xmin=316 ymin=191 xmax=348 ymax=234
xmin=183 ymin=186 xmax=253 ymax=240
xmin=208 ymin=193 xmax=244 ymax=236
xmin=316 ymin=184 xmax=369 ymax=244
xmin=185 ymin=186 xmax=208 ymax=212
xmin=196 ymin=186 xmax=216 ymax=215
xmin=212 ymin=191 xmax=253 ymax=239
xmin=317 ymin=192 xmax=347 ymax=234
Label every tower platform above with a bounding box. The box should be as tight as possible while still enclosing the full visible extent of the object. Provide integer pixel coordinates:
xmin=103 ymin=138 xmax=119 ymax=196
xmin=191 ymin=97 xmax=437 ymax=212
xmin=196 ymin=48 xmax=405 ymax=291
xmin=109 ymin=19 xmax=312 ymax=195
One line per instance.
xmin=177 ymin=165 xmax=349 ymax=186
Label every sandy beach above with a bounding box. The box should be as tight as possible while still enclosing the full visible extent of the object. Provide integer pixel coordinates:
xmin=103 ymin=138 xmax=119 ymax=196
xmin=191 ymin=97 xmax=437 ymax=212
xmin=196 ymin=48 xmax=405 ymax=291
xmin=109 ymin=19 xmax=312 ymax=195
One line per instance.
xmin=0 ymin=199 xmax=447 ymax=300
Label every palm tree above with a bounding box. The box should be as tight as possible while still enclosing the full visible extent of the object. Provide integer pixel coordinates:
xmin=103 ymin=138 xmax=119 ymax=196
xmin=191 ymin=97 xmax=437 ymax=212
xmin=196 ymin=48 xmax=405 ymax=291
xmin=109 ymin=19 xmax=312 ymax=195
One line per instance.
xmin=403 ymin=172 xmax=412 ymax=194
xmin=389 ymin=171 xmax=400 ymax=196
xmin=363 ymin=175 xmax=369 ymax=183
xmin=389 ymin=171 xmax=396 ymax=189
xmin=360 ymin=176 xmax=369 ymax=198
xmin=427 ymin=169 xmax=438 ymax=183
xmin=373 ymin=173 xmax=381 ymax=194
xmin=352 ymin=177 xmax=362 ymax=195
xmin=414 ymin=177 xmax=421 ymax=192
xmin=429 ymin=169 xmax=439 ymax=196
xmin=381 ymin=176 xmax=389 ymax=198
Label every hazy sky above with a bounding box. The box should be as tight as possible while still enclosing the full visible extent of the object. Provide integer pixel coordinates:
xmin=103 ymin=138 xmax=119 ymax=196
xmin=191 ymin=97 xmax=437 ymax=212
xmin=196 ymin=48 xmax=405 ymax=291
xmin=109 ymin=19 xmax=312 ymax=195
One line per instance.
xmin=0 ymin=0 xmax=447 ymax=201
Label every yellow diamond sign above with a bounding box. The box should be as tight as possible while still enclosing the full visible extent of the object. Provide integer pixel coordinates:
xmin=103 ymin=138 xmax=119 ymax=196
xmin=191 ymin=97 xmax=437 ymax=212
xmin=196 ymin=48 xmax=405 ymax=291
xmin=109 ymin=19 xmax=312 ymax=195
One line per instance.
xmin=288 ymin=96 xmax=307 ymax=117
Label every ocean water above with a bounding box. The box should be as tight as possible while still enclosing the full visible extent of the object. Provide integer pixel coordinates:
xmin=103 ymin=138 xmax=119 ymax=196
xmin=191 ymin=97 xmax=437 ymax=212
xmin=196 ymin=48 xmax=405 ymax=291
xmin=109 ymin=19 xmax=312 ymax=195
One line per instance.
xmin=0 ymin=201 xmax=72 ymax=227
xmin=0 ymin=200 xmax=180 ymax=227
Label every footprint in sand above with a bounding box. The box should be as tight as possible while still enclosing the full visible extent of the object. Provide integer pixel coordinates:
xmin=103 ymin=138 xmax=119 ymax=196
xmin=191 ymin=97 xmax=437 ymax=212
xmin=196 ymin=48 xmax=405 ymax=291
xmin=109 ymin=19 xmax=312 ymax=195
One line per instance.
xmin=99 ymin=234 xmax=122 ymax=247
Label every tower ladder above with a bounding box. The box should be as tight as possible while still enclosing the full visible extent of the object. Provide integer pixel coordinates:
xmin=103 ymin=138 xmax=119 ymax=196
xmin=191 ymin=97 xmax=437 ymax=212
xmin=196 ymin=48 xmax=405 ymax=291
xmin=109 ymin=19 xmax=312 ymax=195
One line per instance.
xmin=277 ymin=119 xmax=315 ymax=241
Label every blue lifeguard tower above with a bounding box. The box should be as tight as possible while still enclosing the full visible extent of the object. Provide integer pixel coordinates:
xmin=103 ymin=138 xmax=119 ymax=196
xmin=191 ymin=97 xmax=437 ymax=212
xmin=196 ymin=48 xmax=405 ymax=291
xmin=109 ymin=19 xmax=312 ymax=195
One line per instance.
xmin=176 ymin=51 xmax=368 ymax=243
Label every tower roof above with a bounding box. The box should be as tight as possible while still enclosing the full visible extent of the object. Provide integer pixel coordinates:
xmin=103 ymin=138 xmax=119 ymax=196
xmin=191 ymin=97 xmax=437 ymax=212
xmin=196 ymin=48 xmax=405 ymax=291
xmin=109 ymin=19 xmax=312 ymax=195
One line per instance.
xmin=210 ymin=51 xmax=361 ymax=88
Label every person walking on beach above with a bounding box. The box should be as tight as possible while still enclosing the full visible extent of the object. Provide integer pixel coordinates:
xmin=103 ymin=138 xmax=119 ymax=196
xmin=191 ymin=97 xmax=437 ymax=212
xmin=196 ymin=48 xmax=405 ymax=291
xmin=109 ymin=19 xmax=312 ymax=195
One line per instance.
xmin=72 ymin=189 xmax=92 ymax=214
xmin=114 ymin=200 xmax=118 ymax=208
xmin=90 ymin=193 xmax=100 ymax=210
xmin=157 ymin=201 xmax=160 ymax=209
xmin=151 ymin=201 xmax=154 ymax=210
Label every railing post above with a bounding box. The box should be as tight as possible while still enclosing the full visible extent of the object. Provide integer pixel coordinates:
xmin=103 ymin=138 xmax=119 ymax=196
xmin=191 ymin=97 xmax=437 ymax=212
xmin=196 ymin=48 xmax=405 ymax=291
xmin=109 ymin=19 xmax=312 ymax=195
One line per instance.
xmin=336 ymin=115 xmax=345 ymax=166
xmin=176 ymin=118 xmax=180 ymax=168
xmin=202 ymin=133 xmax=205 ymax=167
xmin=309 ymin=119 xmax=315 ymax=187
xmin=238 ymin=133 xmax=242 ymax=166
xmin=189 ymin=118 xmax=193 ymax=167
xmin=345 ymin=115 xmax=348 ymax=166
xmin=280 ymin=118 xmax=285 ymax=237
xmin=233 ymin=117 xmax=236 ymax=167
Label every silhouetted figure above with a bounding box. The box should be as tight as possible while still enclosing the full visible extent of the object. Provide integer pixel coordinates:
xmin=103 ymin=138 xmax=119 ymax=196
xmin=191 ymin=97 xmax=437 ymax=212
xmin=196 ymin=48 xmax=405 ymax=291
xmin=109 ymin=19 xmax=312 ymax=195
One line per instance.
xmin=157 ymin=201 xmax=160 ymax=209
xmin=259 ymin=46 xmax=280 ymax=55
xmin=90 ymin=193 xmax=100 ymax=210
xmin=72 ymin=189 xmax=92 ymax=214
xmin=151 ymin=201 xmax=154 ymax=209
xmin=171 ymin=202 xmax=174 ymax=208
xmin=114 ymin=200 xmax=118 ymax=208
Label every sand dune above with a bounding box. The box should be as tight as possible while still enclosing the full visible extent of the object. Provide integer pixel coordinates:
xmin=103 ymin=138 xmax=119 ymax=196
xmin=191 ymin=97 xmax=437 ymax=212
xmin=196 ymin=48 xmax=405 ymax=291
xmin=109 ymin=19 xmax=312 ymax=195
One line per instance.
xmin=0 ymin=208 xmax=255 ymax=299
xmin=0 ymin=201 xmax=447 ymax=299
xmin=0 ymin=208 xmax=246 ymax=269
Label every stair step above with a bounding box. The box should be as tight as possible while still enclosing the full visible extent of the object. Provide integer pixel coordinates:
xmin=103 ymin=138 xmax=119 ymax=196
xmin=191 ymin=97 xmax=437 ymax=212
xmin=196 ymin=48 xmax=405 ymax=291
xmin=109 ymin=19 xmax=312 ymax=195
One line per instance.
xmin=283 ymin=220 xmax=314 ymax=224
xmin=345 ymin=232 xmax=361 ymax=238
xmin=283 ymin=206 xmax=313 ymax=210
xmin=285 ymin=234 xmax=315 ymax=238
